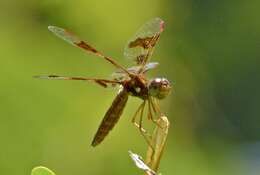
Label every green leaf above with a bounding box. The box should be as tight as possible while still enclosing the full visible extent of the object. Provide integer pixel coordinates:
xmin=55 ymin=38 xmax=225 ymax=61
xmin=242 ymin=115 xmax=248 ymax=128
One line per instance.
xmin=31 ymin=166 xmax=56 ymax=175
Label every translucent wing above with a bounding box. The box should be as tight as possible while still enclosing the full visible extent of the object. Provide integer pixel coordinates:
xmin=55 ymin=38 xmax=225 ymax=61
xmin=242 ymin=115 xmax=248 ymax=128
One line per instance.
xmin=127 ymin=62 xmax=159 ymax=73
xmin=34 ymin=75 xmax=121 ymax=88
xmin=124 ymin=18 xmax=164 ymax=65
xmin=48 ymin=26 xmax=100 ymax=55
xmin=48 ymin=26 xmax=130 ymax=75
xmin=112 ymin=62 xmax=159 ymax=79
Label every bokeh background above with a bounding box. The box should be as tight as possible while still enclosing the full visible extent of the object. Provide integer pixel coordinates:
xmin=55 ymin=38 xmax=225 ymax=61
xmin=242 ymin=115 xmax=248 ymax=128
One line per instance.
xmin=1 ymin=0 xmax=260 ymax=175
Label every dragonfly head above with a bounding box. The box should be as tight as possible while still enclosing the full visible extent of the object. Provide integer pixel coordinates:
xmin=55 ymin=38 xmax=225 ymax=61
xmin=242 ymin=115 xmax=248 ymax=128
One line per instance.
xmin=148 ymin=78 xmax=171 ymax=99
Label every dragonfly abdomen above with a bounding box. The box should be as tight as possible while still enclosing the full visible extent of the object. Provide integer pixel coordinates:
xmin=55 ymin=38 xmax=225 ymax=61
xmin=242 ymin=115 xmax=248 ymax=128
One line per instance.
xmin=91 ymin=89 xmax=129 ymax=146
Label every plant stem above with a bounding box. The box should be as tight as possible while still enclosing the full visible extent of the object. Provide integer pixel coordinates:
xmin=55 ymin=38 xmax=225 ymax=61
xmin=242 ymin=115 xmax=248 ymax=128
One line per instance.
xmin=145 ymin=116 xmax=170 ymax=173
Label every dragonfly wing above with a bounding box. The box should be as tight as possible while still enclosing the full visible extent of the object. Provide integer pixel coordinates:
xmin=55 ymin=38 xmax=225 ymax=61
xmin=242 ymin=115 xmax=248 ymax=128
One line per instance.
xmin=143 ymin=62 xmax=159 ymax=73
xmin=34 ymin=75 xmax=121 ymax=88
xmin=91 ymin=88 xmax=129 ymax=146
xmin=48 ymin=26 xmax=131 ymax=74
xmin=112 ymin=62 xmax=159 ymax=79
xmin=124 ymin=18 xmax=164 ymax=65
xmin=48 ymin=26 xmax=99 ymax=54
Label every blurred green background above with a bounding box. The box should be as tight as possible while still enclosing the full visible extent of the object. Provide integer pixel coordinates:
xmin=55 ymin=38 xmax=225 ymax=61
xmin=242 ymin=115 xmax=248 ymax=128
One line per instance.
xmin=1 ymin=0 xmax=260 ymax=175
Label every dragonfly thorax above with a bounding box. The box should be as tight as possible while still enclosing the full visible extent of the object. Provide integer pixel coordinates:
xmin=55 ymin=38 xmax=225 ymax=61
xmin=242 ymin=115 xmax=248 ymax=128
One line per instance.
xmin=124 ymin=75 xmax=149 ymax=99
xmin=148 ymin=78 xmax=171 ymax=99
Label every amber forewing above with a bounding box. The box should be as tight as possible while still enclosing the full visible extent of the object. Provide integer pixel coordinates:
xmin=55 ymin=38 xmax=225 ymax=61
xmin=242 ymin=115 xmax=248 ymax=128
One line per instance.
xmin=124 ymin=18 xmax=164 ymax=65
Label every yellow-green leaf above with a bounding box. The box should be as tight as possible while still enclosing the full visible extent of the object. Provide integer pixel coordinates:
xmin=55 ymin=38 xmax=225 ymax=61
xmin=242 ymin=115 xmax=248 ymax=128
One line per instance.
xmin=31 ymin=166 xmax=56 ymax=175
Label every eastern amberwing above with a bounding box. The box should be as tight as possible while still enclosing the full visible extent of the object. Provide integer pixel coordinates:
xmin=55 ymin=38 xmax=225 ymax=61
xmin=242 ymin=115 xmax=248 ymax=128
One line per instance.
xmin=35 ymin=18 xmax=171 ymax=147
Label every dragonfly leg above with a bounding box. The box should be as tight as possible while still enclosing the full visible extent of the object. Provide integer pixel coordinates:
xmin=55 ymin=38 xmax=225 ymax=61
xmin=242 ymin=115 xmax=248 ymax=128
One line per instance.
xmin=132 ymin=101 xmax=154 ymax=150
xmin=152 ymin=98 xmax=162 ymax=114
xmin=148 ymin=99 xmax=159 ymax=124
xmin=131 ymin=101 xmax=149 ymax=134
xmin=149 ymin=98 xmax=164 ymax=129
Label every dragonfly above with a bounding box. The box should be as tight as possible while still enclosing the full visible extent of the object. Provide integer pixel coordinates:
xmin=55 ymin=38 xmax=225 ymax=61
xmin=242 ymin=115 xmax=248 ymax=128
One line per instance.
xmin=35 ymin=17 xmax=171 ymax=147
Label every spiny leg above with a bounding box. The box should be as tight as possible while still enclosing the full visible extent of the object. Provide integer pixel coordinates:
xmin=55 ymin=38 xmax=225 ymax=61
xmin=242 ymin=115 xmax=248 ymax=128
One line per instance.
xmin=149 ymin=97 xmax=164 ymax=129
xmin=151 ymin=97 xmax=162 ymax=115
xmin=138 ymin=100 xmax=155 ymax=150
xmin=131 ymin=101 xmax=148 ymax=134
xmin=131 ymin=101 xmax=155 ymax=149
xmin=148 ymin=98 xmax=159 ymax=125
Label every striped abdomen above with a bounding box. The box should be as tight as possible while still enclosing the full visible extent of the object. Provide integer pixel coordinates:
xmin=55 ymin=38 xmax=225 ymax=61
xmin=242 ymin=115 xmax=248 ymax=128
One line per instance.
xmin=91 ymin=89 xmax=129 ymax=146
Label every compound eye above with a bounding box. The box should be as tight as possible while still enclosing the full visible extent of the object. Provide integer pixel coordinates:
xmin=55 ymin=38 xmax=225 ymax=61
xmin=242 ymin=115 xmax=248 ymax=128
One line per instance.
xmin=148 ymin=78 xmax=162 ymax=96
xmin=149 ymin=78 xmax=171 ymax=99
xmin=151 ymin=83 xmax=159 ymax=90
xmin=150 ymin=79 xmax=160 ymax=89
